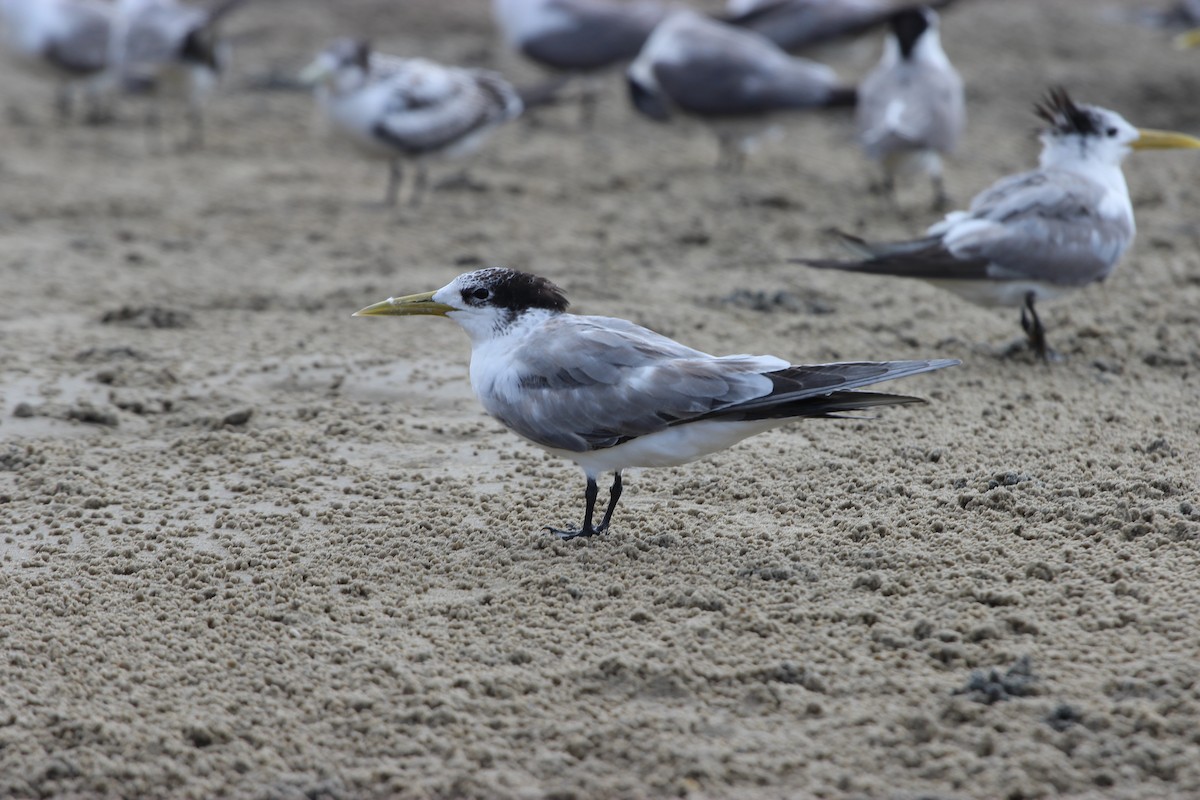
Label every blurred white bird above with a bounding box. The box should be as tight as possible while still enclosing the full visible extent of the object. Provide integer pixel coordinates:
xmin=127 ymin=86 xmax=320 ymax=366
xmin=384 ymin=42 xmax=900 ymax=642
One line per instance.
xmin=857 ymin=6 xmax=963 ymax=208
xmin=300 ymin=39 xmax=523 ymax=207
xmin=0 ymin=0 xmax=114 ymax=119
xmin=355 ymin=267 xmax=957 ymax=538
xmin=491 ymin=0 xmax=669 ymax=124
xmin=627 ymin=9 xmax=855 ymax=169
xmin=795 ymin=89 xmax=1200 ymax=360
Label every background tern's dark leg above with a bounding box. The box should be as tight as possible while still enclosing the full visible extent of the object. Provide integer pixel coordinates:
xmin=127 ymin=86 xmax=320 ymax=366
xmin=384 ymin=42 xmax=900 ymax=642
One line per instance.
xmin=1020 ymin=292 xmax=1050 ymax=361
xmin=385 ymin=160 xmax=403 ymax=206
xmin=595 ymin=472 xmax=623 ymax=533
xmin=546 ymin=478 xmax=601 ymax=540
xmin=410 ymin=163 xmax=429 ymax=207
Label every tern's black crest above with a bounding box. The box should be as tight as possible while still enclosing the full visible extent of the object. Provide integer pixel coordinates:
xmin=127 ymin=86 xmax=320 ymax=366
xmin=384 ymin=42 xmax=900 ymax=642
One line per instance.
xmin=1035 ymin=87 xmax=1101 ymax=137
xmin=890 ymin=8 xmax=931 ymax=59
xmin=466 ymin=268 xmax=570 ymax=313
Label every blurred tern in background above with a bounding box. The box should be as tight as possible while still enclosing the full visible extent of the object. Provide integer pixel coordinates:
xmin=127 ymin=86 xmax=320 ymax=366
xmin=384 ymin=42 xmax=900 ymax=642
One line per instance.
xmin=723 ymin=0 xmax=956 ymax=52
xmin=627 ymin=9 xmax=855 ymax=169
xmin=857 ymin=6 xmax=963 ymax=208
xmin=794 ymin=89 xmax=1200 ymax=361
xmin=0 ymin=0 xmax=114 ymax=119
xmin=491 ymin=0 xmax=669 ymax=123
xmin=109 ymin=0 xmax=249 ymax=146
xmin=354 ymin=267 xmax=957 ymax=539
xmin=301 ymin=39 xmax=522 ymax=207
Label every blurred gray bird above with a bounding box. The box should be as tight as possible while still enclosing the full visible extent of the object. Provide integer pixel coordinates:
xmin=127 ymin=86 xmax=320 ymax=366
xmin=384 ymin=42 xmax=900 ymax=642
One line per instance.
xmin=0 ymin=0 xmax=114 ymax=119
xmin=301 ymin=39 xmax=523 ymax=207
xmin=110 ymin=0 xmax=250 ymax=146
xmin=627 ymin=9 xmax=855 ymax=169
xmin=355 ymin=267 xmax=956 ymax=539
xmin=794 ymin=89 xmax=1200 ymax=361
xmin=857 ymin=6 xmax=963 ymax=208
xmin=723 ymin=0 xmax=956 ymax=52
xmin=491 ymin=0 xmax=669 ymax=123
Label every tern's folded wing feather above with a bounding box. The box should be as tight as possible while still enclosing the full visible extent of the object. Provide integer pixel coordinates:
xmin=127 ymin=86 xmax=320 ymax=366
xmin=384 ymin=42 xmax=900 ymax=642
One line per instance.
xmin=521 ymin=0 xmax=666 ymax=70
xmin=482 ymin=316 xmax=785 ymax=451
xmin=481 ymin=317 xmax=950 ymax=452
xmin=941 ymin=169 xmax=1133 ymax=285
xmin=373 ymin=67 xmax=518 ymax=154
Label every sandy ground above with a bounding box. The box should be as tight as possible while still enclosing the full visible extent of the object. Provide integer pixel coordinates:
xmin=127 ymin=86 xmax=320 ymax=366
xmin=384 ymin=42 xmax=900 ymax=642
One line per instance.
xmin=2 ymin=0 xmax=1200 ymax=797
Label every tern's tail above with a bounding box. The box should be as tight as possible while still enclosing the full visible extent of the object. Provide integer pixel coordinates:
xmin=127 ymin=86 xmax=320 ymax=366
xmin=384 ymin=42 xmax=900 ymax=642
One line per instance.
xmin=792 ymin=231 xmax=988 ymax=280
xmin=688 ymin=359 xmax=958 ymax=424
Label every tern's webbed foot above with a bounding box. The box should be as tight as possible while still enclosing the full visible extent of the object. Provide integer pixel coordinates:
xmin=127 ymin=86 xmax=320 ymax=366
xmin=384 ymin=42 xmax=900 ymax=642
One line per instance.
xmin=545 ymin=524 xmax=605 ymax=541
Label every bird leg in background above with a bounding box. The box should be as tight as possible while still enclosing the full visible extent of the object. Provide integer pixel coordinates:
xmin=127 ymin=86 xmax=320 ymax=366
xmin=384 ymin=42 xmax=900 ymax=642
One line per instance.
xmin=548 ymin=473 xmax=623 ymax=540
xmin=186 ymin=104 xmax=205 ymax=149
xmin=410 ymin=163 xmax=429 ymax=207
xmin=385 ymin=160 xmax=403 ymax=206
xmin=716 ymin=134 xmax=746 ymax=173
xmin=930 ymin=173 xmax=950 ymax=212
xmin=1020 ymin=292 xmax=1050 ymax=361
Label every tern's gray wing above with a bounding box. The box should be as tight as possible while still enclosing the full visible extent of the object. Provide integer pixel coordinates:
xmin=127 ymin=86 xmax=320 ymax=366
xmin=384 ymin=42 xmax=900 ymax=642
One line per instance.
xmin=647 ymin=16 xmax=845 ymax=116
xmin=857 ymin=61 xmax=964 ymax=157
xmin=482 ymin=315 xmax=951 ymax=452
xmin=521 ymin=0 xmax=667 ymax=71
xmin=45 ymin=2 xmax=111 ymax=74
xmin=941 ymin=169 xmax=1133 ymax=285
xmin=799 ymin=170 xmax=1131 ymax=287
xmin=725 ymin=0 xmax=894 ymax=50
xmin=373 ymin=68 xmax=521 ymax=155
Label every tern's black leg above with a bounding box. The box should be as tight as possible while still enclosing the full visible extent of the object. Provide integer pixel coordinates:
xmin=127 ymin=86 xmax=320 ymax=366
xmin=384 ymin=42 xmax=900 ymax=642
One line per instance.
xmin=545 ymin=477 xmax=601 ymax=541
xmin=547 ymin=473 xmax=625 ymax=540
xmin=385 ymin=160 xmax=403 ymax=206
xmin=594 ymin=472 xmax=623 ymax=533
xmin=1019 ymin=292 xmax=1050 ymax=362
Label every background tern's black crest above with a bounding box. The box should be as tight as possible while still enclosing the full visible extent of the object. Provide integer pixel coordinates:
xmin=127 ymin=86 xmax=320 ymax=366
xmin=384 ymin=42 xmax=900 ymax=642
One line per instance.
xmin=1035 ymin=87 xmax=1101 ymax=136
xmin=890 ymin=8 xmax=931 ymax=59
xmin=470 ymin=268 xmax=570 ymax=313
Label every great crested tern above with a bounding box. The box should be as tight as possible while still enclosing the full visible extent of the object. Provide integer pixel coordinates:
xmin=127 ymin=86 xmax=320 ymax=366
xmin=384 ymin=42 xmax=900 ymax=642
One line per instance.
xmin=109 ymin=0 xmax=249 ymax=146
xmin=723 ymin=0 xmax=955 ymax=53
xmin=857 ymin=6 xmax=963 ymax=208
xmin=492 ymin=0 xmax=668 ymax=123
xmin=354 ymin=268 xmax=957 ymax=539
xmin=627 ymin=9 xmax=855 ymax=169
xmin=301 ymin=39 xmax=523 ymax=207
xmin=794 ymin=89 xmax=1200 ymax=361
xmin=0 ymin=0 xmax=114 ymax=119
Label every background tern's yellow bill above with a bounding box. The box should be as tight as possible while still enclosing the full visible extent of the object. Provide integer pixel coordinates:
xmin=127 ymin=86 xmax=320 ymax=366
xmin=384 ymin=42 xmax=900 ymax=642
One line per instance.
xmin=356 ymin=268 xmax=958 ymax=540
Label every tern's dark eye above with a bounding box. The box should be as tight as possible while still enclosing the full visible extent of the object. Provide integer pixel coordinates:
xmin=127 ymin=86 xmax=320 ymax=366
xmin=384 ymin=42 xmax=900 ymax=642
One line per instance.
xmin=470 ymin=287 xmax=490 ymax=301
xmin=1106 ymin=127 xmax=1118 ymax=137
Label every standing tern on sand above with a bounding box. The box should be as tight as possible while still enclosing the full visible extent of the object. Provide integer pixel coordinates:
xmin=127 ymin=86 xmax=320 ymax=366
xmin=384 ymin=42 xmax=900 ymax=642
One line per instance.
xmin=109 ymin=0 xmax=249 ymax=146
xmin=627 ymin=9 xmax=855 ymax=168
xmin=795 ymin=89 xmax=1200 ymax=360
xmin=355 ymin=268 xmax=956 ymax=539
xmin=0 ymin=0 xmax=113 ymax=118
xmin=857 ymin=6 xmax=963 ymax=208
xmin=301 ymin=39 xmax=523 ymax=207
